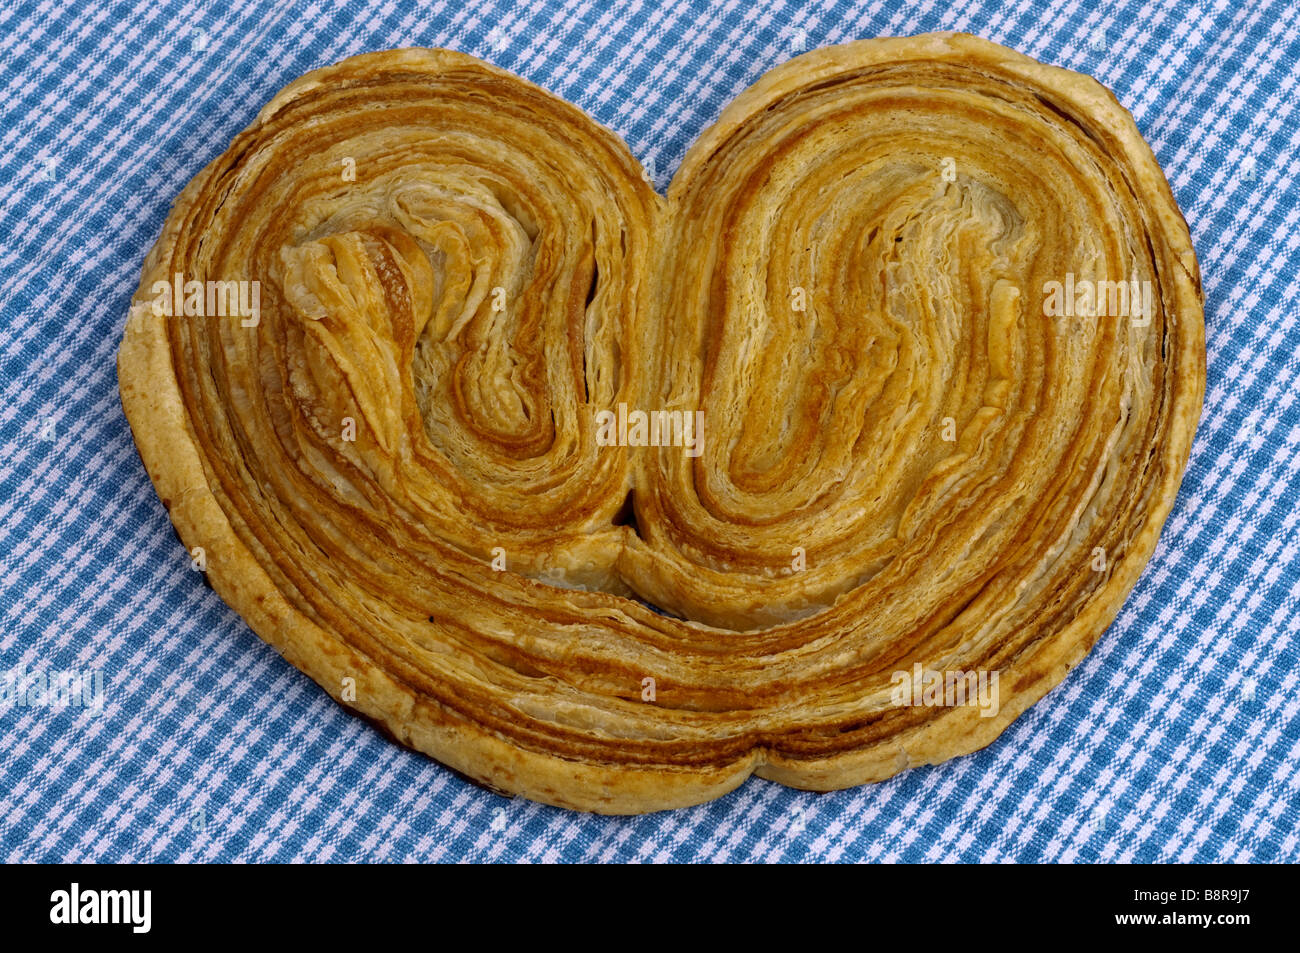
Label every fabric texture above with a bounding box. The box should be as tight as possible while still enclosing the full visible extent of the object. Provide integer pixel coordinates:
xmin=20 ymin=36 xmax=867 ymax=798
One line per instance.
xmin=2 ymin=0 xmax=1297 ymax=863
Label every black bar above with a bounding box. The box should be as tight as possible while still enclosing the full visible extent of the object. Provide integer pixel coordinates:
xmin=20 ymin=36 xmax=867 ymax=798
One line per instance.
xmin=1 ymin=863 xmax=1278 ymax=939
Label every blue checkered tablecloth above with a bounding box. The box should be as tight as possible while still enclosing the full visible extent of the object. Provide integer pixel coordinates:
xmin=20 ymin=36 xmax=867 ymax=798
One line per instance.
xmin=2 ymin=0 xmax=1297 ymax=863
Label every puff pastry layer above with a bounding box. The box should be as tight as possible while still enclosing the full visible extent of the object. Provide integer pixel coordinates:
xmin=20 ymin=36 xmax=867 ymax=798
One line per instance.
xmin=118 ymin=33 xmax=1204 ymax=812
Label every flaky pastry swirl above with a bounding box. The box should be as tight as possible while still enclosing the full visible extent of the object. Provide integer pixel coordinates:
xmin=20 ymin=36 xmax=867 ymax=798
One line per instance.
xmin=119 ymin=34 xmax=1204 ymax=812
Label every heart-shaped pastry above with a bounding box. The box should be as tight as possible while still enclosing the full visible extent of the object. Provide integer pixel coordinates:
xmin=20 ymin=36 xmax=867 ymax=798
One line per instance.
xmin=119 ymin=32 xmax=1204 ymax=813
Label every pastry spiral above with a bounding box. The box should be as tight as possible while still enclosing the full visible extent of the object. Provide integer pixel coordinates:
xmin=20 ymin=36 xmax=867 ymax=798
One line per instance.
xmin=119 ymin=34 xmax=1204 ymax=812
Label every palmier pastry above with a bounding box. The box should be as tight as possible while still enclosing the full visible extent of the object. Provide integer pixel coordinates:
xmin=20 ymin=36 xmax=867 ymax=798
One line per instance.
xmin=118 ymin=33 xmax=1204 ymax=813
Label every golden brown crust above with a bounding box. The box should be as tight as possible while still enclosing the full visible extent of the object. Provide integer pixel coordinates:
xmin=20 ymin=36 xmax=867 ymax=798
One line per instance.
xmin=118 ymin=34 xmax=1204 ymax=813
